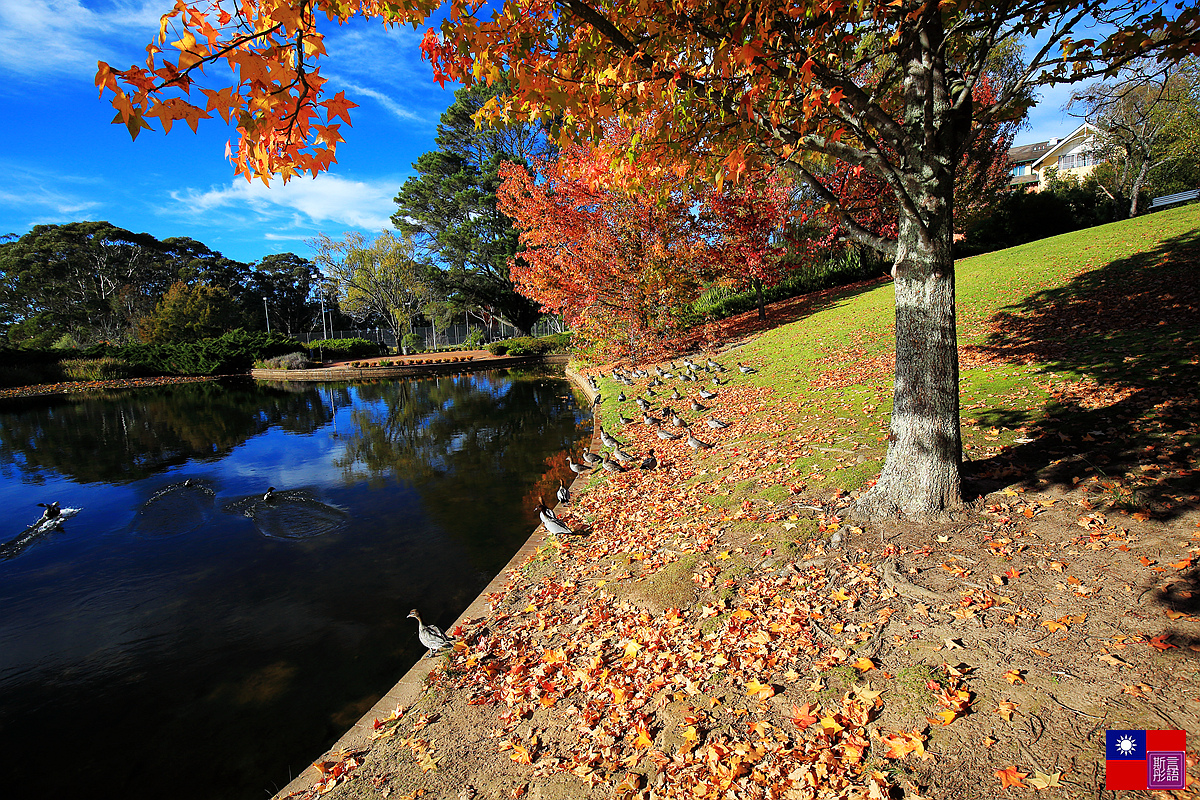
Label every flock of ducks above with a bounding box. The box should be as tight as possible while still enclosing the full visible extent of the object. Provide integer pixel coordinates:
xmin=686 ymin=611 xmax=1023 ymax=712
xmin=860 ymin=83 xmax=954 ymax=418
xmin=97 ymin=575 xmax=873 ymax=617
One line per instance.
xmin=411 ymin=354 xmax=759 ymax=659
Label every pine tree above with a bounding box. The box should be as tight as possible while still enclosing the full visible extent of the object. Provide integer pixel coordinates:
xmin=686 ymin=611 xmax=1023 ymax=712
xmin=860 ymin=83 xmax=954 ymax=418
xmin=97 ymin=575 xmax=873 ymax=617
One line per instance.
xmin=392 ymin=81 xmax=549 ymax=335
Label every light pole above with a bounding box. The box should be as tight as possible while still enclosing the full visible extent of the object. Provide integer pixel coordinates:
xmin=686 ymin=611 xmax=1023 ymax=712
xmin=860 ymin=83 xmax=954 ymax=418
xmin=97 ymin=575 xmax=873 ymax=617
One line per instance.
xmin=263 ymin=297 xmax=270 ymax=334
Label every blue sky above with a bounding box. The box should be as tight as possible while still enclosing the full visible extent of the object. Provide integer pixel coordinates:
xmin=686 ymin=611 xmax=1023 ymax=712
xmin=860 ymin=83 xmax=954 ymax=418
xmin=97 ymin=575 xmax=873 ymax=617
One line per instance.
xmin=0 ymin=1 xmax=1079 ymax=265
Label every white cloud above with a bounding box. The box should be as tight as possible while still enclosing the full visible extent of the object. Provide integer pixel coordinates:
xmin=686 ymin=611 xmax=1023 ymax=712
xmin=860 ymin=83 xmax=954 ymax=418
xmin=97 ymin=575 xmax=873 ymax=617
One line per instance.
xmin=337 ymin=79 xmax=432 ymax=125
xmin=169 ymin=173 xmax=402 ymax=234
xmin=0 ymin=0 xmax=164 ymax=78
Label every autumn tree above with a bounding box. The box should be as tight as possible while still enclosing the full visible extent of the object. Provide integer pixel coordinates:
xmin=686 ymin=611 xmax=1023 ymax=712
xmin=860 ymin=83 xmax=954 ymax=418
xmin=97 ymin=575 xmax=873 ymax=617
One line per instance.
xmin=498 ymin=137 xmax=716 ymax=360
xmin=97 ymin=0 xmax=1200 ymax=519
xmin=704 ymin=177 xmax=792 ymax=321
xmin=311 ymin=231 xmax=434 ymax=350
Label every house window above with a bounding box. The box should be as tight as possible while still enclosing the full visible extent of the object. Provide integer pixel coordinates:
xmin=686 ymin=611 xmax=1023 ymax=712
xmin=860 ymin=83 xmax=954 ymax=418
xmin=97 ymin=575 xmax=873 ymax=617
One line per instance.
xmin=1059 ymin=152 xmax=1098 ymax=170
xmin=1011 ymin=164 xmax=1027 ymax=176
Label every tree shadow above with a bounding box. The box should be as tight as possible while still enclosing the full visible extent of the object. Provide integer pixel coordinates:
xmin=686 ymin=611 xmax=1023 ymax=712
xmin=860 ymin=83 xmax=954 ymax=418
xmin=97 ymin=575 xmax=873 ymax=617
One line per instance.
xmin=961 ymin=229 xmax=1200 ymax=521
xmin=651 ymin=275 xmax=892 ymax=360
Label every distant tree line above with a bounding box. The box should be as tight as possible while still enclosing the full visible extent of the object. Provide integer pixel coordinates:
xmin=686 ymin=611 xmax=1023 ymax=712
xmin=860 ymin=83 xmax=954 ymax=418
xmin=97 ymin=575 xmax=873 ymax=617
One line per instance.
xmin=0 ymin=221 xmax=333 ymax=348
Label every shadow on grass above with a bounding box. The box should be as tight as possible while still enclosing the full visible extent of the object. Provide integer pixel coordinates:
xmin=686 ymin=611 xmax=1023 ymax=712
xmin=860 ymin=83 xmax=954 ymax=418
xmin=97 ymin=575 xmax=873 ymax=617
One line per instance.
xmin=654 ymin=275 xmax=892 ymax=359
xmin=962 ymin=229 xmax=1200 ymax=522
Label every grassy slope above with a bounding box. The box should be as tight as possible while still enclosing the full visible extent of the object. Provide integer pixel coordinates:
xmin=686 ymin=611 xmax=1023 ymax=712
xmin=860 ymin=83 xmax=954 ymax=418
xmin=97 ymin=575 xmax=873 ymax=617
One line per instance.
xmin=594 ymin=203 xmax=1199 ymax=512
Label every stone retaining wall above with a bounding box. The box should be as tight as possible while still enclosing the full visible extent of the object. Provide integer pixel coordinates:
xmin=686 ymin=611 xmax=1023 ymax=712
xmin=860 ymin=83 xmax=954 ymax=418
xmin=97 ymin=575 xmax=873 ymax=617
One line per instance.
xmin=252 ymin=353 xmax=570 ymax=383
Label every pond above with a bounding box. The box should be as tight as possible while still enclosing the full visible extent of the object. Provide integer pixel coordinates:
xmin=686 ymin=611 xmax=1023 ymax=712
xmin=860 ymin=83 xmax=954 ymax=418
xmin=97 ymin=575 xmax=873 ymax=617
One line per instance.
xmin=0 ymin=367 xmax=589 ymax=800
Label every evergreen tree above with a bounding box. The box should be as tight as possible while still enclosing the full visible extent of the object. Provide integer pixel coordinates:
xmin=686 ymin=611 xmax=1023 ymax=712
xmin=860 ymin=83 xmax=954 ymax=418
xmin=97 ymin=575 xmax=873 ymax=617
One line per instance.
xmin=392 ymin=81 xmax=549 ymax=335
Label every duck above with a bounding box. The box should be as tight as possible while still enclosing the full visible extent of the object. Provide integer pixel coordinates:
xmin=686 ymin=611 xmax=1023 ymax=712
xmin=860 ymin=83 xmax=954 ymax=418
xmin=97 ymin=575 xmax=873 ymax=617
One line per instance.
xmin=618 ymin=412 xmax=633 ymax=425
xmin=657 ymin=427 xmax=683 ymax=440
xmin=640 ymin=450 xmax=658 ymax=470
xmin=580 ymin=450 xmax=601 ymax=465
xmin=711 ymin=376 xmax=726 ymax=386
xmin=690 ymin=399 xmax=707 ymax=412
xmin=737 ymin=362 xmax=757 ymax=374
xmin=538 ymin=497 xmax=558 ymax=524
xmin=617 ymin=392 xmax=626 ymax=403
xmin=645 ymin=387 xmax=657 ymax=397
xmin=600 ymin=452 xmax=623 ymax=473
xmin=643 ymin=412 xmax=662 ymax=426
xmin=611 ymin=446 xmax=635 ymax=463
xmin=686 ymin=431 xmax=713 ymax=450
xmin=262 ymin=487 xmax=276 ymax=502
xmin=706 ymin=417 xmax=730 ymax=429
xmin=556 ymin=481 xmax=570 ymax=505
xmin=567 ymin=455 xmax=591 ymax=474
xmin=36 ymin=502 xmax=61 ymax=522
xmin=670 ymin=388 xmax=682 ymax=400
xmin=698 ymin=388 xmax=718 ymax=400
xmin=599 ymin=427 xmax=621 ymax=448
xmin=407 ymin=609 xmax=455 ymax=657
xmin=635 ymin=397 xmax=650 ymax=410
xmin=706 ymin=357 xmax=721 ymax=370
xmin=670 ymin=410 xmax=686 ymax=427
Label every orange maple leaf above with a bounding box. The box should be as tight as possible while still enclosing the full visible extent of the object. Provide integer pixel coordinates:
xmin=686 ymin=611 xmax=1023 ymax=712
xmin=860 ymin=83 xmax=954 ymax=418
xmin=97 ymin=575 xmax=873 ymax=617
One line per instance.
xmin=996 ymin=766 xmax=1028 ymax=789
xmin=789 ymin=703 xmax=818 ymax=730
xmin=1148 ymin=633 xmax=1177 ymax=651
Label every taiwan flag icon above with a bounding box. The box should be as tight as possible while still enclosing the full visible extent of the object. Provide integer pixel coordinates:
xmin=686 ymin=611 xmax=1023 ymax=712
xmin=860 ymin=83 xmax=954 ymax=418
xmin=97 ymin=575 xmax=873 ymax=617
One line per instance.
xmin=1106 ymin=729 xmax=1186 ymax=790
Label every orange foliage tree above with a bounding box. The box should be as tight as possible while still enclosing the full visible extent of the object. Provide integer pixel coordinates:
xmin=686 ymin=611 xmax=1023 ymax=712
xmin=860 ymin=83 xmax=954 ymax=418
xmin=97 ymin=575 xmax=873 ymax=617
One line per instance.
xmin=497 ymin=135 xmax=717 ymax=361
xmin=97 ymin=0 xmax=1199 ymax=518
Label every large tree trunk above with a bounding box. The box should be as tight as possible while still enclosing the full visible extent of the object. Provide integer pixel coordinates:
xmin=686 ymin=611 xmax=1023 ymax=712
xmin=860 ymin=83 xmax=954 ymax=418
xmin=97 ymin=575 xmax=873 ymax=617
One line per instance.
xmin=754 ymin=277 xmax=765 ymax=320
xmin=855 ymin=193 xmax=963 ymax=519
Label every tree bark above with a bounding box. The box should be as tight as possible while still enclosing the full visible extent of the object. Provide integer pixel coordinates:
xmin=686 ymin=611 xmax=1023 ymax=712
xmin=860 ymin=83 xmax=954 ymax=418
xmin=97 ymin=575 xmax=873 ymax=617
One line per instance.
xmin=855 ymin=184 xmax=963 ymax=519
xmin=754 ymin=277 xmax=765 ymax=320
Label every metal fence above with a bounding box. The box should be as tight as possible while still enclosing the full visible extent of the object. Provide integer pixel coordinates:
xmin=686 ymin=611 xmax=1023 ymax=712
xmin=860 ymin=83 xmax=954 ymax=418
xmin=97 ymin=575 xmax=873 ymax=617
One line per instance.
xmin=293 ymin=317 xmax=565 ymax=350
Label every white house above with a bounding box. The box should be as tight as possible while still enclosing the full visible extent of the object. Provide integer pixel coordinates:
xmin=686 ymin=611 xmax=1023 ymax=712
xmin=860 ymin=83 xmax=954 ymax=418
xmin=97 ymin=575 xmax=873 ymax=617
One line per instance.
xmin=1007 ymin=122 xmax=1104 ymax=191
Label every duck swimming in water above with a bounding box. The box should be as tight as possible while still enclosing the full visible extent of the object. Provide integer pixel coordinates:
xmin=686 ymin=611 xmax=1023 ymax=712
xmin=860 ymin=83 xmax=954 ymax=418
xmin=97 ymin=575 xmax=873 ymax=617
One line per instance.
xmin=262 ymin=487 xmax=276 ymax=502
xmin=36 ymin=502 xmax=61 ymax=523
xmin=407 ymin=609 xmax=455 ymax=657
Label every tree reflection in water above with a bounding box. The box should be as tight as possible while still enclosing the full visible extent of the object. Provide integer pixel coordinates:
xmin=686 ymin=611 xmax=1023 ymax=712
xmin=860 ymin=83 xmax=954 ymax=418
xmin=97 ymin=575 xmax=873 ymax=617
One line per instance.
xmin=0 ymin=368 xmax=591 ymax=800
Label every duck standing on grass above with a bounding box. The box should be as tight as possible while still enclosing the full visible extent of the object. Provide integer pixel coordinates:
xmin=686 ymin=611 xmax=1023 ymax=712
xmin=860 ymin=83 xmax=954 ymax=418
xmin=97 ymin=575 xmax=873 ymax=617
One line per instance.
xmin=407 ymin=609 xmax=455 ymax=657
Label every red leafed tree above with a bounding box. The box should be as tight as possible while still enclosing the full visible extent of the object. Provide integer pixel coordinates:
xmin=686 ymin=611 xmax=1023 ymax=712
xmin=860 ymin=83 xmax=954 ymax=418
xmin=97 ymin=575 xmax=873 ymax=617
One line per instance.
xmin=498 ymin=136 xmax=716 ymax=361
xmin=704 ymin=176 xmax=792 ymax=321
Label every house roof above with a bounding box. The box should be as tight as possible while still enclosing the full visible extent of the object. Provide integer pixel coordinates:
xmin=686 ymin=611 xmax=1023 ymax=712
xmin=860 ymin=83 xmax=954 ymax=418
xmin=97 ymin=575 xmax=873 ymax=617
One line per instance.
xmin=1008 ymin=140 xmax=1053 ymax=164
xmin=1031 ymin=122 xmax=1102 ymax=168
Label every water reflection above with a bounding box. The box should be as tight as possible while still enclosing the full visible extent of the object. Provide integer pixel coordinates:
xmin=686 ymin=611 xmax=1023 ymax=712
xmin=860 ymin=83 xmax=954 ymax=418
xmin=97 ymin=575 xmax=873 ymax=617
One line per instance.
xmin=0 ymin=381 xmax=331 ymax=485
xmin=0 ymin=368 xmax=589 ymax=800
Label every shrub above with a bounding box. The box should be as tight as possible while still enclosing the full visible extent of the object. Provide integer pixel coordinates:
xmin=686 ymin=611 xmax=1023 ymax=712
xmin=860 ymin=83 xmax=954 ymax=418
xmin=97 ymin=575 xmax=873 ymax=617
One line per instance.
xmin=60 ymin=357 xmax=134 ymax=381
xmin=304 ymin=337 xmax=381 ymax=360
xmin=256 ymin=351 xmax=310 ymax=370
xmin=464 ymin=327 xmax=485 ymax=349
xmin=487 ymin=341 xmax=510 ymax=356
xmin=400 ymin=332 xmax=423 ymax=354
xmin=116 ymin=329 xmax=301 ymax=376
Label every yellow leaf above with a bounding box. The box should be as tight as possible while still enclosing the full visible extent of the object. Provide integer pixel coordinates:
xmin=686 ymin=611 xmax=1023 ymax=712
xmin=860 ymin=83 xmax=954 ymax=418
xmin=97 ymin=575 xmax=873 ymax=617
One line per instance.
xmin=1027 ymin=771 xmax=1062 ymax=789
xmin=819 ymin=715 xmax=844 ymax=734
xmin=745 ymin=679 xmax=776 ymax=700
xmin=853 ymin=657 xmax=876 ymax=672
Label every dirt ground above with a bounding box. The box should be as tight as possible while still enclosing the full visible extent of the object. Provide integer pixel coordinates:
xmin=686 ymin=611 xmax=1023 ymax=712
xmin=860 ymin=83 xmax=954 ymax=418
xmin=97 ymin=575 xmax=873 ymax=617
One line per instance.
xmin=284 ymin=357 xmax=1199 ymax=800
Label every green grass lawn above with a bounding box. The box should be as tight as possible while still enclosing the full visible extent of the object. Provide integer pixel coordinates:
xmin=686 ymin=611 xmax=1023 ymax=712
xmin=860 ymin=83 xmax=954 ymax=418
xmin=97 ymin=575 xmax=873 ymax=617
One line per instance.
xmin=591 ymin=203 xmax=1200 ymax=517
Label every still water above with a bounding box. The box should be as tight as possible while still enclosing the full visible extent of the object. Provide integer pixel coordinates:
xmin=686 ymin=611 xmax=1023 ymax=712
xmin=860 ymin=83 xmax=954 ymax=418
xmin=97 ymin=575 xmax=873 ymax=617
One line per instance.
xmin=0 ymin=368 xmax=589 ymax=800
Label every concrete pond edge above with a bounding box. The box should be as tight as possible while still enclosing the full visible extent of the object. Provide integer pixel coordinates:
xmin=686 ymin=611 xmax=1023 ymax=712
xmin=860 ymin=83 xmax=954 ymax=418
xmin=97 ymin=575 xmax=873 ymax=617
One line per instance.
xmin=271 ymin=360 xmax=597 ymax=799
